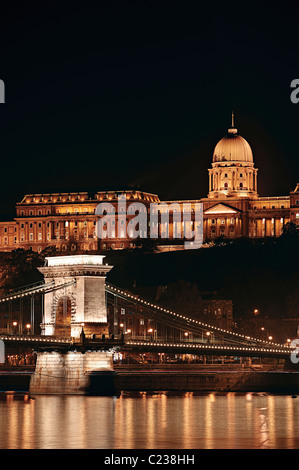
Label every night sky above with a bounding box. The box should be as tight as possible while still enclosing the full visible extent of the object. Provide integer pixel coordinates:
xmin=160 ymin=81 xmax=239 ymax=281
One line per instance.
xmin=0 ymin=1 xmax=298 ymax=218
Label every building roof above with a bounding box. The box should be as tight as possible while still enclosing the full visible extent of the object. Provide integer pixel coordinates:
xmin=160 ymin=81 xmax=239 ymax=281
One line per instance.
xmin=212 ymin=113 xmax=254 ymax=164
xmin=213 ymin=129 xmax=254 ymax=164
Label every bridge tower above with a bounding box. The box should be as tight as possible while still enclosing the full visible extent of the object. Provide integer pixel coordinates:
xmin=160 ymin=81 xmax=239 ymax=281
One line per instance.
xmin=38 ymin=254 xmax=113 ymax=338
xmin=30 ymin=255 xmax=118 ymax=395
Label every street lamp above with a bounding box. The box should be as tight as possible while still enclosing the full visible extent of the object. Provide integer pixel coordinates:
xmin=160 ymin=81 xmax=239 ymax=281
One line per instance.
xmin=148 ymin=328 xmax=153 ymax=340
xmin=260 ymin=327 xmax=266 ymax=339
xmin=12 ymin=321 xmax=18 ymax=334
xmin=26 ymin=323 xmax=31 ymax=335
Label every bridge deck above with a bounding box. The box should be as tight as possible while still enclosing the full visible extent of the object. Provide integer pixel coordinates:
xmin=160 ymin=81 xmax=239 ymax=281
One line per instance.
xmin=124 ymin=339 xmax=293 ymax=359
xmin=0 ymin=333 xmax=295 ymax=358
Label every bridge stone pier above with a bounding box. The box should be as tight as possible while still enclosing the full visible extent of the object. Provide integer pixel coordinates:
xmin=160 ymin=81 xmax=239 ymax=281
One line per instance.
xmin=29 ymin=254 xmax=118 ymax=395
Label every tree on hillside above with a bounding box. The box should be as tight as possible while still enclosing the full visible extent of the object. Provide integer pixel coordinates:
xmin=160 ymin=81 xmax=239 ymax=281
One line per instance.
xmin=0 ymin=246 xmax=57 ymax=294
xmin=280 ymin=222 xmax=299 ymax=242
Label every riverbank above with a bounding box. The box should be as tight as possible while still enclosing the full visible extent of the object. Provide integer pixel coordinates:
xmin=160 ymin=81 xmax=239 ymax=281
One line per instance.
xmin=1 ymin=364 xmax=299 ymax=394
xmin=114 ymin=366 xmax=299 ymax=394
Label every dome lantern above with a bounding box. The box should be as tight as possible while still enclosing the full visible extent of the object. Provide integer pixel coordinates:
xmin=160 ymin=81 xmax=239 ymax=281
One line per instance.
xmin=228 ymin=110 xmax=237 ymax=134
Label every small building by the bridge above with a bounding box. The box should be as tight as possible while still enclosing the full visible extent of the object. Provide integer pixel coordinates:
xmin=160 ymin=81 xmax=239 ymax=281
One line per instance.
xmin=201 ymin=295 xmax=234 ymax=331
xmin=106 ymin=285 xmax=234 ymax=341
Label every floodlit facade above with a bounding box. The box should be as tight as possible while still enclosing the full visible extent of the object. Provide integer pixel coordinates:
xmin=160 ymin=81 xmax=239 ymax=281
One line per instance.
xmin=0 ymin=117 xmax=298 ymax=253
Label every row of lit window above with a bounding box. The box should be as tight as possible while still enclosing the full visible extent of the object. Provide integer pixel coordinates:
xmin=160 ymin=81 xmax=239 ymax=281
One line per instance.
xmin=210 ymin=218 xmax=235 ymax=225
xmin=18 ymin=220 xmax=95 ymax=229
xmin=221 ymin=182 xmax=245 ymax=189
xmin=253 ymin=204 xmax=287 ymax=210
xmin=25 ymin=194 xmax=87 ymax=204
xmin=23 ymin=192 xmax=158 ymax=205
xmin=1 ymin=230 xmax=98 ymax=244
xmin=19 ymin=208 xmax=97 ymax=216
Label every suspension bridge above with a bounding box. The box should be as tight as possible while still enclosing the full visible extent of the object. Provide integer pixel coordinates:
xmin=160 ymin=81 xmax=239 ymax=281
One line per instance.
xmin=0 ymin=254 xmax=297 ymax=395
xmin=0 ymin=277 xmax=295 ymax=359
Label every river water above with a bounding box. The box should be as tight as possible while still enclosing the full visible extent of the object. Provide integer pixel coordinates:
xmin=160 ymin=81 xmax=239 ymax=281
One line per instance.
xmin=0 ymin=392 xmax=299 ymax=449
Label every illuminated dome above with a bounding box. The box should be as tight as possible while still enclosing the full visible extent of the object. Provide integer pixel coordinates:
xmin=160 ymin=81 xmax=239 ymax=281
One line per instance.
xmin=212 ymin=119 xmax=253 ymax=164
xmin=208 ymin=113 xmax=258 ymax=199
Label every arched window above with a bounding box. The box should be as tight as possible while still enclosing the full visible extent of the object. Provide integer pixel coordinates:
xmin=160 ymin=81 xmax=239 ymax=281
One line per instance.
xmin=239 ymin=182 xmax=243 ymax=189
xmin=224 ymin=182 xmax=228 ymax=189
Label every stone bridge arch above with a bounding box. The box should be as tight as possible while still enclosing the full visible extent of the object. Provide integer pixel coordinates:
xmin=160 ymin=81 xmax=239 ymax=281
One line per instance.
xmin=52 ymin=292 xmax=76 ymax=336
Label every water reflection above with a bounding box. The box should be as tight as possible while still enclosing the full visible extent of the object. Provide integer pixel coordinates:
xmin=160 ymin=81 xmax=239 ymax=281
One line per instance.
xmin=0 ymin=392 xmax=299 ymax=449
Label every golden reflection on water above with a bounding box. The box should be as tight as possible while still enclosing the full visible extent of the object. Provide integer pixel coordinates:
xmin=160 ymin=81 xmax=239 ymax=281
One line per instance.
xmin=227 ymin=393 xmax=236 ymax=446
xmin=1 ymin=392 xmax=299 ymax=449
xmin=286 ymin=395 xmax=294 ymax=445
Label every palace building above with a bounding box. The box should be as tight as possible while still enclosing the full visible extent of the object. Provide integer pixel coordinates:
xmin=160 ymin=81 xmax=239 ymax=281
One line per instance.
xmin=0 ymin=115 xmax=298 ymax=253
